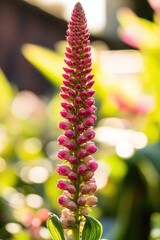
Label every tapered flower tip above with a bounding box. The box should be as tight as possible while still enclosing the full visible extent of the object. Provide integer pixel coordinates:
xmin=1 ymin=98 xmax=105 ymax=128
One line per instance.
xmin=75 ymin=2 xmax=83 ymax=10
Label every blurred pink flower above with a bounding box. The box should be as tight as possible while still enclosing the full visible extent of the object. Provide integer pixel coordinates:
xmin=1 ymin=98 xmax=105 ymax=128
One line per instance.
xmin=23 ymin=208 xmax=49 ymax=239
xmin=113 ymin=94 xmax=154 ymax=115
xmin=148 ymin=0 xmax=160 ymax=11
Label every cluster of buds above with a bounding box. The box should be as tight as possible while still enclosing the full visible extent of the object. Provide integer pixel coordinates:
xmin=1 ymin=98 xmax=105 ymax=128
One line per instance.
xmin=56 ymin=2 xmax=98 ymax=230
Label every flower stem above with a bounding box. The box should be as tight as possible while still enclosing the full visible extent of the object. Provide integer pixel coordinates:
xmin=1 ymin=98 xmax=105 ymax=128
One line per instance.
xmin=72 ymin=223 xmax=80 ymax=240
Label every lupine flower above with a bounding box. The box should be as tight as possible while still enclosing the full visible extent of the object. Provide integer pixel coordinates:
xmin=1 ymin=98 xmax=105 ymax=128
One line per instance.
xmin=56 ymin=1 xmax=98 ymax=237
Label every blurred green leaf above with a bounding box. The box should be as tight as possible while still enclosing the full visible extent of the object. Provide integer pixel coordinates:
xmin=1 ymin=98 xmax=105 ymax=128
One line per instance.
xmin=82 ymin=216 xmax=103 ymax=240
xmin=0 ymin=69 xmax=14 ymax=116
xmin=150 ymin=213 xmax=160 ymax=240
xmin=13 ymin=230 xmax=30 ymax=240
xmin=47 ymin=214 xmax=65 ymax=240
xmin=22 ymin=44 xmax=63 ymax=87
xmin=0 ymin=167 xmax=17 ymax=192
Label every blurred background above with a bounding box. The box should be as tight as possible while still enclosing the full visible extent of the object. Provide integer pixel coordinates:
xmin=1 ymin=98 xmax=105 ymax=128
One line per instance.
xmin=0 ymin=0 xmax=160 ymax=239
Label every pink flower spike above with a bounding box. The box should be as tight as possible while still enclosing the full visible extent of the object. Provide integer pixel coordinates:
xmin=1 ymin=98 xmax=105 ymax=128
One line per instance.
xmin=55 ymin=2 xmax=99 ymax=233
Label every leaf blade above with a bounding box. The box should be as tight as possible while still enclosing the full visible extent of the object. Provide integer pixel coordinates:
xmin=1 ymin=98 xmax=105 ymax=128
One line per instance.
xmin=47 ymin=214 xmax=65 ymax=240
xmin=82 ymin=216 xmax=103 ymax=240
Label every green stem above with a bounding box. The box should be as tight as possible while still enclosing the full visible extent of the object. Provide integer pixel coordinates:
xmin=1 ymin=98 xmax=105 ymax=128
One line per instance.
xmin=72 ymin=174 xmax=81 ymax=240
xmin=72 ymin=223 xmax=80 ymax=240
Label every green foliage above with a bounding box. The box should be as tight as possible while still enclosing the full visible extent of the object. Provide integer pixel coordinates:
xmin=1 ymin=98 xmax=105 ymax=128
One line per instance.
xmin=150 ymin=213 xmax=160 ymax=240
xmin=82 ymin=216 xmax=103 ymax=240
xmin=22 ymin=44 xmax=63 ymax=87
xmin=0 ymin=69 xmax=14 ymax=116
xmin=47 ymin=214 xmax=65 ymax=240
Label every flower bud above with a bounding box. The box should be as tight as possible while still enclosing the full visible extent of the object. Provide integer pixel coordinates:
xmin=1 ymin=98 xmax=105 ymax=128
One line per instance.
xmin=85 ymin=142 xmax=97 ymax=154
xmin=80 ymin=208 xmax=89 ymax=215
xmin=61 ymin=208 xmax=71 ymax=218
xmin=66 ymin=215 xmax=76 ymax=225
xmin=78 ymin=164 xmax=87 ymax=175
xmin=68 ymin=171 xmax=77 ymax=181
xmin=86 ymin=196 xmax=98 ymax=207
xmin=76 ymin=124 xmax=85 ymax=133
xmin=87 ymin=160 xmax=98 ymax=172
xmin=87 ymin=74 xmax=94 ymax=81
xmin=77 ymin=149 xmax=87 ymax=159
xmin=57 ymin=149 xmax=70 ymax=160
xmin=89 ymin=183 xmax=97 ymax=193
xmin=84 ymin=128 xmax=95 ymax=141
xmin=57 ymin=135 xmax=68 ymax=146
xmin=67 ymin=184 xmax=76 ymax=194
xmin=69 ymin=156 xmax=78 ymax=164
xmin=84 ymin=117 xmax=94 ymax=128
xmin=58 ymin=121 xmax=70 ymax=130
xmin=77 ymin=196 xmax=86 ymax=206
xmin=75 ymin=96 xmax=82 ymax=105
xmin=77 ymin=135 xmax=86 ymax=144
xmin=60 ymin=217 xmax=68 ymax=228
xmin=83 ymin=171 xmax=94 ymax=181
xmin=65 ymin=129 xmax=75 ymax=138
xmin=85 ymin=97 xmax=95 ymax=107
xmin=56 ymin=165 xmax=71 ymax=176
xmin=66 ymin=201 xmax=77 ymax=211
xmin=81 ymin=184 xmax=91 ymax=194
xmin=58 ymin=195 xmax=69 ymax=206
xmin=66 ymin=140 xmax=76 ymax=150
xmin=57 ymin=179 xmax=70 ymax=190
xmin=87 ymin=89 xmax=95 ymax=97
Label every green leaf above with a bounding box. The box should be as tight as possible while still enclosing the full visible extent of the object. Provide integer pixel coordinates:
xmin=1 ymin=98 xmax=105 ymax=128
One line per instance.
xmin=0 ymin=69 xmax=14 ymax=116
xmin=47 ymin=214 xmax=65 ymax=240
xmin=82 ymin=216 xmax=103 ymax=240
xmin=21 ymin=44 xmax=63 ymax=87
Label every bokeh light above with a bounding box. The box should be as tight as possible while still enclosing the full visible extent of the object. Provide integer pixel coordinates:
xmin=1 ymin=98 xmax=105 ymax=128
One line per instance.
xmin=26 ymin=194 xmax=43 ymax=208
xmin=5 ymin=223 xmax=22 ymax=234
xmin=27 ymin=166 xmax=49 ymax=184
